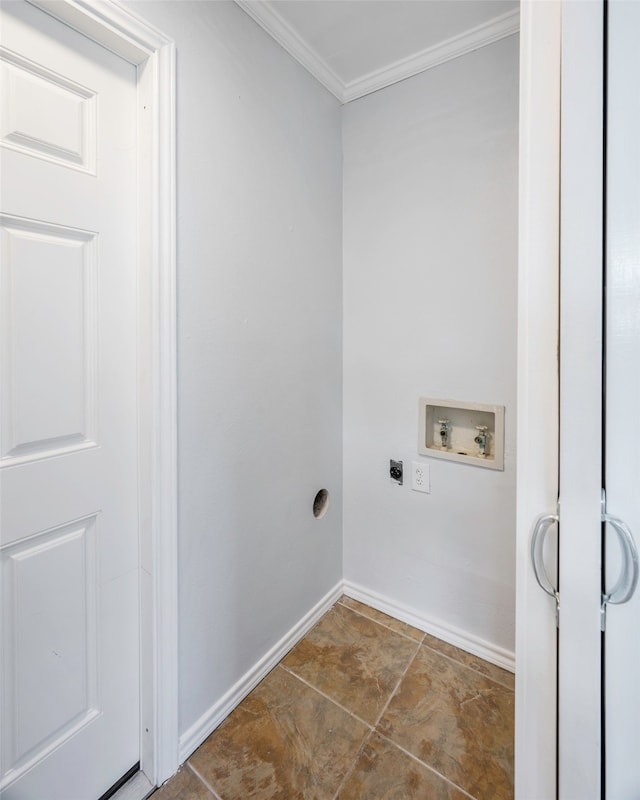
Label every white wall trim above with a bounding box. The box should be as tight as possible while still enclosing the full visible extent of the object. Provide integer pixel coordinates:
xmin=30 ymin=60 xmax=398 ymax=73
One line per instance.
xmin=26 ymin=0 xmax=178 ymax=789
xmin=27 ymin=0 xmax=167 ymax=60
xmin=178 ymin=582 xmax=344 ymax=764
xmin=234 ymin=0 xmax=344 ymax=100
xmin=343 ymin=581 xmax=515 ymax=673
xmin=234 ymin=1 xmax=519 ymax=104
xmin=342 ymin=10 xmax=520 ymax=103
xmin=178 ymin=576 xmax=514 ymax=767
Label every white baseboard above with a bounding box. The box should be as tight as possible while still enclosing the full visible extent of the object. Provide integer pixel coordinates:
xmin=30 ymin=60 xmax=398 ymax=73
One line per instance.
xmin=342 ymin=580 xmax=515 ymax=673
xmin=179 ymin=578 xmax=514 ymax=765
xmin=178 ymin=581 xmax=343 ymax=763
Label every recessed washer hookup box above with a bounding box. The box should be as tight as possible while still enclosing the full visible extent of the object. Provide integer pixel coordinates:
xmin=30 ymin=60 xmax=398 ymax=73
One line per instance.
xmin=418 ymin=398 xmax=505 ymax=471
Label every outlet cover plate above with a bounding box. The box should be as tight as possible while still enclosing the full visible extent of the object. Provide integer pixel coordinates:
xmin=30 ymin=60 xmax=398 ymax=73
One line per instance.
xmin=411 ymin=461 xmax=430 ymax=493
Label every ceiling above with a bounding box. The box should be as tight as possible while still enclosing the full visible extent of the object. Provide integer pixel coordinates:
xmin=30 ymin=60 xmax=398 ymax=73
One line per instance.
xmin=235 ymin=0 xmax=519 ymax=103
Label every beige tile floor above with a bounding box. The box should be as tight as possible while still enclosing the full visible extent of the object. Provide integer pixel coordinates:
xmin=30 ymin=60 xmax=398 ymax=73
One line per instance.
xmin=152 ymin=597 xmax=514 ymax=800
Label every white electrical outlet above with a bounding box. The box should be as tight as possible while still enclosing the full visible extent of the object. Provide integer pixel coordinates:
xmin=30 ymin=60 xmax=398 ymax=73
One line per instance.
xmin=411 ymin=461 xmax=430 ymax=493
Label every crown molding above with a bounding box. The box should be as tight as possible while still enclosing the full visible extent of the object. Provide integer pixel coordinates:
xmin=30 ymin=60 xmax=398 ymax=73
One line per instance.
xmin=235 ymin=2 xmax=519 ymax=104
xmin=234 ymin=0 xmax=344 ymax=100
xmin=343 ymin=8 xmax=520 ymax=102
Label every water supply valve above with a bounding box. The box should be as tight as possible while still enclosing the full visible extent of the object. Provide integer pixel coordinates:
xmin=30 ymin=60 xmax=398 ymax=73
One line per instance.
xmin=438 ymin=419 xmax=450 ymax=449
xmin=474 ymin=425 xmax=488 ymax=457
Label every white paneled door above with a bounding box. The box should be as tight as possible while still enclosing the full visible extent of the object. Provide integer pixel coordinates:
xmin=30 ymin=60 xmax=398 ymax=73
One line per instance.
xmin=0 ymin=2 xmax=140 ymax=798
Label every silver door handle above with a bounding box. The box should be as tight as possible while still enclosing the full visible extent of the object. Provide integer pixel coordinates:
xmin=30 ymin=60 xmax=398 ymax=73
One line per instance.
xmin=530 ymin=512 xmax=559 ymax=598
xmin=602 ymin=511 xmax=639 ymax=606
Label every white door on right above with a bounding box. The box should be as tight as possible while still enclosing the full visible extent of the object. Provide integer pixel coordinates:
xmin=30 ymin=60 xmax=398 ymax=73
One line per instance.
xmin=604 ymin=1 xmax=640 ymax=796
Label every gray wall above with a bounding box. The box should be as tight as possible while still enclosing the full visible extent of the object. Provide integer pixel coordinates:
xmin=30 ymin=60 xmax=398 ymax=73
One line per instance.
xmin=342 ymin=36 xmax=519 ymax=655
xmin=126 ymin=0 xmax=518 ymax=746
xmin=126 ymin=0 xmax=343 ymax=739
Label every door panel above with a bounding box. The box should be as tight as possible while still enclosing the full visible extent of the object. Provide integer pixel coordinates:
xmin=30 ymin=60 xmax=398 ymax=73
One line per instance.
xmin=0 ymin=2 xmax=139 ymax=798
xmin=0 ymin=46 xmax=97 ymax=173
xmin=557 ymin=2 xmax=604 ymax=796
xmin=605 ymin=2 xmax=640 ymax=796
xmin=2 ymin=516 xmax=99 ymax=769
xmin=1 ymin=215 xmax=98 ymax=464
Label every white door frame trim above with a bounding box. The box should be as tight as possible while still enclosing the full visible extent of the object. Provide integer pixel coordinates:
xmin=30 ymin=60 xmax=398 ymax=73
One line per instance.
xmin=515 ymin=1 xmax=561 ymax=797
xmin=25 ymin=0 xmax=178 ymax=788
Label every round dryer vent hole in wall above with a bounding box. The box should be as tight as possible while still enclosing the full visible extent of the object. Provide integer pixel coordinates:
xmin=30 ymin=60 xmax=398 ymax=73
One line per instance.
xmin=313 ymin=489 xmax=329 ymax=519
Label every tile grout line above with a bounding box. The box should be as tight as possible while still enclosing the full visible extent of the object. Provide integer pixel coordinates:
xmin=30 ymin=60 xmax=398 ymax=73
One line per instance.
xmin=372 ymin=637 xmax=423 ymax=729
xmin=336 ymin=597 xmax=513 ymax=690
xmin=165 ymin=602 xmax=508 ymax=800
xmin=276 ymin=661 xmax=380 ymax=800
xmin=330 ymin=728 xmax=375 ymax=800
xmin=335 ymin=599 xmax=512 ymax=692
xmin=322 ymin=633 xmax=478 ymax=800
xmin=278 ymin=664 xmax=375 ymax=731
xmin=337 ymin=597 xmax=427 ymax=645
xmin=374 ymin=731 xmax=478 ymax=800
xmin=367 ymin=638 xmax=480 ymax=797
xmin=420 ymin=641 xmax=515 ymax=692
xmin=186 ymin=761 xmax=224 ymax=800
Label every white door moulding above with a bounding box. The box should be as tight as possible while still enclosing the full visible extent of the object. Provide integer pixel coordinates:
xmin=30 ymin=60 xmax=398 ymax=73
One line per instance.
xmin=25 ymin=0 xmax=178 ymax=789
xmin=515 ymin=1 xmax=561 ymax=797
